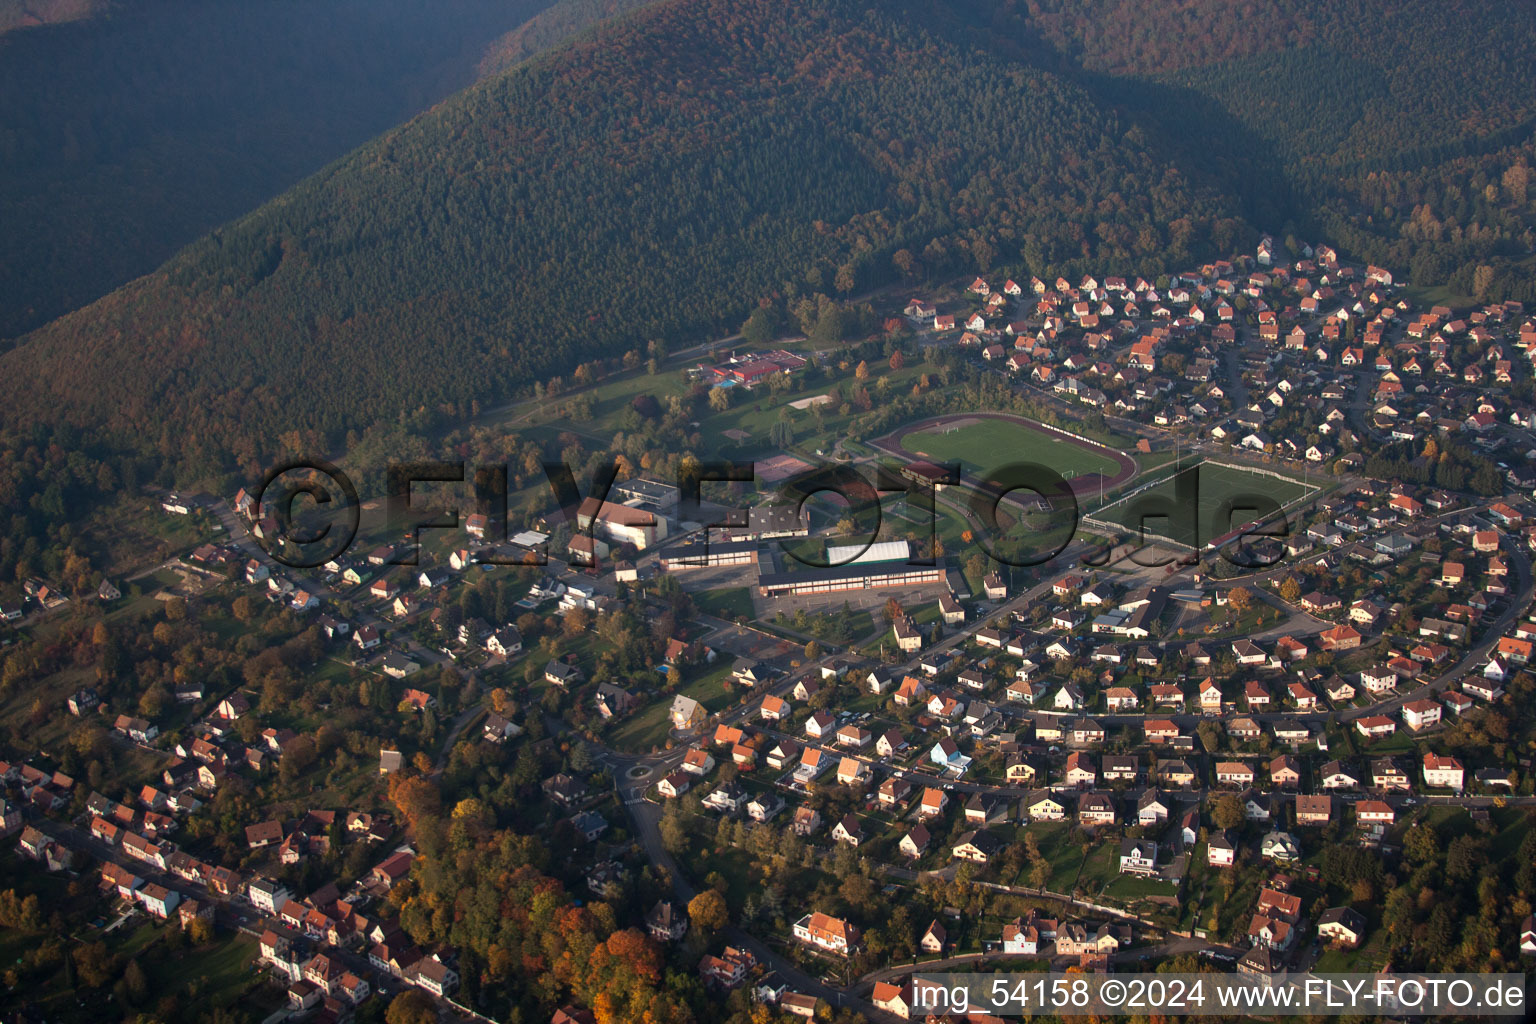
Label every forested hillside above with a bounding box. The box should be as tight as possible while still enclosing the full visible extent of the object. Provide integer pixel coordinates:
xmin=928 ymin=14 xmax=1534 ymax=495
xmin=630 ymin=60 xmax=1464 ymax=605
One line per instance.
xmin=1018 ymin=0 xmax=1536 ymax=298
xmin=0 ymin=0 xmax=1241 ymax=481
xmin=476 ymin=0 xmax=657 ymax=77
xmin=3 ymin=0 xmax=1535 ymax=485
xmin=0 ymin=0 xmax=103 ymax=36
xmin=0 ymin=0 xmax=569 ymax=337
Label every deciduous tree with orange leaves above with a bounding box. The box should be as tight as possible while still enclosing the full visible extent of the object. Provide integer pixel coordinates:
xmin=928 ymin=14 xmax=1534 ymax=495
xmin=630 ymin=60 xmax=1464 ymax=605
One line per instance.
xmin=387 ymin=773 xmax=441 ymax=830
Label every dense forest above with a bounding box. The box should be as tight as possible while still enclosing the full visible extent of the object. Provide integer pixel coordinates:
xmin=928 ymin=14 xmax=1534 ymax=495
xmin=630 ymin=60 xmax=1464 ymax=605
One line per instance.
xmin=1018 ymin=0 xmax=1536 ymax=299
xmin=475 ymin=0 xmax=657 ymax=77
xmin=3 ymin=0 xmax=1536 ymax=487
xmin=0 ymin=0 xmax=1242 ymax=485
xmin=0 ymin=0 xmax=103 ymax=36
xmin=0 ymin=0 xmax=579 ymax=337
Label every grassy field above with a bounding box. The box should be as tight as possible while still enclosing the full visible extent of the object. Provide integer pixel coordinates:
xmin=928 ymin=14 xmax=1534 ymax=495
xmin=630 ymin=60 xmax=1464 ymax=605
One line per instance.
xmin=1008 ymin=821 xmax=1102 ymax=893
xmin=902 ymin=418 xmax=1122 ymax=483
xmin=1093 ymin=460 xmax=1318 ymax=547
xmin=1403 ymin=281 xmax=1480 ymax=310
xmin=878 ymin=492 xmax=977 ymax=571
xmin=695 ymin=587 xmax=755 ymax=621
xmin=1071 ymin=841 xmax=1122 ymax=896
xmin=74 ymin=498 xmax=222 ymax=580
xmin=607 ymin=661 xmax=737 ymax=753
xmin=0 ymin=914 xmax=270 ymax=1022
xmin=152 ymin=932 xmax=266 ymax=1015
xmin=476 ymin=336 xmax=939 ymax=468
xmin=690 ymin=844 xmax=760 ymax=914
xmin=1102 ymin=872 xmax=1181 ymax=902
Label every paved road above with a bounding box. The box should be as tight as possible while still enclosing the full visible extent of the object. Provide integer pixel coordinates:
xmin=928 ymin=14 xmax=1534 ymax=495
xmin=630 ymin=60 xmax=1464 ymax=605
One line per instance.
xmin=1331 ymin=538 xmax=1532 ymax=723
xmin=612 ymin=760 xmax=873 ymax=1014
xmin=30 ymin=820 xmax=445 ymax=1012
xmin=433 ymin=705 xmax=486 ymax=774
xmin=590 ymin=529 xmax=1536 ymax=1011
xmin=602 ymin=532 xmax=1533 ymax=802
xmin=594 ymin=542 xmax=1272 ymax=1013
xmin=856 ymin=935 xmax=1241 ymax=993
xmin=213 ymin=495 xmax=478 ymax=678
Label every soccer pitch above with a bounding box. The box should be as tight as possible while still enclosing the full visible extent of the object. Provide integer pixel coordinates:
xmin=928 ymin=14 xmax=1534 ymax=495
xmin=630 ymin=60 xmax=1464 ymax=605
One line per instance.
xmin=902 ymin=416 xmax=1124 ymax=483
xmin=1091 ymin=461 xmax=1319 ymax=547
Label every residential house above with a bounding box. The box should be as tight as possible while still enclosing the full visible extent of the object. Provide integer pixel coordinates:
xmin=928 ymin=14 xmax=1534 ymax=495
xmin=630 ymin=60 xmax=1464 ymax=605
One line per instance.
xmin=1422 ymin=753 xmax=1464 ymax=792
xmin=791 ymin=912 xmax=861 ymax=956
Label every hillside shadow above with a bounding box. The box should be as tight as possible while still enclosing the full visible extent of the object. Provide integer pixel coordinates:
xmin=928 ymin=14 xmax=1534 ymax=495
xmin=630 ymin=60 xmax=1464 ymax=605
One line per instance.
xmin=1075 ymin=69 xmax=1300 ymax=237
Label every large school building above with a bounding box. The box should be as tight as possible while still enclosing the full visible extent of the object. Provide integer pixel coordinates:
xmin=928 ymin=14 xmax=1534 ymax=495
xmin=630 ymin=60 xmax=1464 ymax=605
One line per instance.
xmin=755 ymin=558 xmax=948 ymax=597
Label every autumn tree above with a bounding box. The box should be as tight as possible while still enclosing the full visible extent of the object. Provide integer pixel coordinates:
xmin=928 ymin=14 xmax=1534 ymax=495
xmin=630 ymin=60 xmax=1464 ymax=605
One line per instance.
xmin=741 ymin=306 xmax=776 ymax=346
xmin=834 ymin=263 xmax=856 ymax=294
xmin=1212 ymin=793 xmax=1244 ymax=831
xmin=658 ymin=805 xmax=688 ymax=854
xmin=687 ymin=889 xmax=729 ymax=935
xmin=0 ymin=890 xmax=41 ymax=931
xmin=278 ymin=735 xmax=317 ymax=782
xmin=563 ymin=606 xmax=592 ymax=638
xmin=120 ymin=959 xmax=148 ymax=1004
xmin=388 ymin=774 xmax=441 ymax=829
xmin=450 ymin=797 xmax=494 ymax=847
xmin=385 ymin=989 xmax=437 ymax=1024
xmin=603 ymin=928 xmax=662 ymax=984
xmin=1474 ymin=264 xmax=1496 ymax=301
xmin=73 ymin=941 xmax=115 ymax=988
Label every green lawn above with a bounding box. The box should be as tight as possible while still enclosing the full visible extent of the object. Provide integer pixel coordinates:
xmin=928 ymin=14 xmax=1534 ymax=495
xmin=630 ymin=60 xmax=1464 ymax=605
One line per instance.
xmin=1313 ymin=926 xmax=1391 ymax=972
xmin=1177 ymin=848 xmax=1216 ymax=932
xmin=695 ymin=360 xmax=934 ymax=460
xmin=75 ymin=498 xmax=222 ymax=580
xmin=1490 ymin=806 xmax=1533 ymax=859
xmin=1015 ymin=821 xmax=1093 ymax=893
xmin=1403 ymin=281 xmax=1479 ymax=310
xmin=1311 ymin=947 xmax=1359 ymax=971
xmin=902 ymin=417 xmax=1122 ymax=484
xmin=695 ymin=587 xmax=755 ymax=622
xmin=547 ymin=366 xmax=690 ymax=437
xmin=1102 ymin=872 xmax=1181 ymax=902
xmin=152 ymin=933 xmax=265 ymax=1014
xmin=1094 ymin=460 xmax=1318 ymax=547
xmin=1358 ymin=730 xmax=1415 ymax=756
xmin=1073 ymin=841 xmax=1122 ymax=896
xmin=1134 ymin=448 xmax=1180 ymax=474
xmin=690 ymin=844 xmax=761 ymax=912
xmin=607 ymin=661 xmax=737 ymax=753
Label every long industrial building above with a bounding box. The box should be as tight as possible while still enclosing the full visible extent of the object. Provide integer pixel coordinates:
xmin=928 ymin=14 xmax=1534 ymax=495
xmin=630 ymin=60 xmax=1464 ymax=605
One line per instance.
xmin=659 ymin=539 xmax=760 ymax=571
xmin=755 ymin=558 xmax=948 ymax=597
